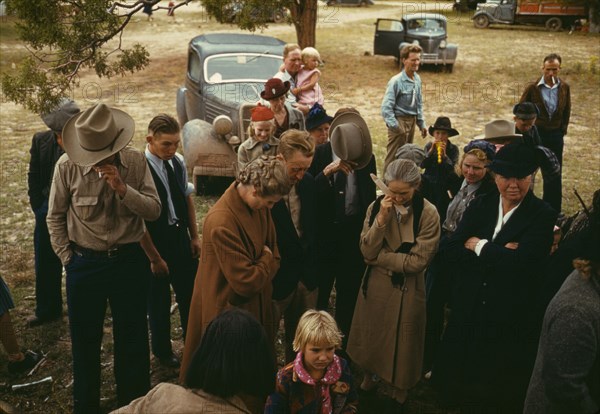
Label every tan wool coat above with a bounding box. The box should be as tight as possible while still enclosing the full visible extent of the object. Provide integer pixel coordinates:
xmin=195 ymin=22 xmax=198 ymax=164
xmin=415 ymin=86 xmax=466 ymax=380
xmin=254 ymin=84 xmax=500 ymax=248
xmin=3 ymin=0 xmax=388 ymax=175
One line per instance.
xmin=347 ymin=197 xmax=440 ymax=390
xmin=110 ymin=383 xmax=251 ymax=413
xmin=179 ymin=183 xmax=280 ymax=382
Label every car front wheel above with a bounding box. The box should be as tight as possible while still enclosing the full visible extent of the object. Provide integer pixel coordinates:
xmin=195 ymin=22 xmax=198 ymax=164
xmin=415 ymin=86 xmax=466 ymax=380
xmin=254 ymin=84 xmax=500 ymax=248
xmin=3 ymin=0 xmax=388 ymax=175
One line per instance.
xmin=473 ymin=14 xmax=490 ymax=28
xmin=545 ymin=17 xmax=562 ymax=31
xmin=272 ymin=9 xmax=285 ymax=23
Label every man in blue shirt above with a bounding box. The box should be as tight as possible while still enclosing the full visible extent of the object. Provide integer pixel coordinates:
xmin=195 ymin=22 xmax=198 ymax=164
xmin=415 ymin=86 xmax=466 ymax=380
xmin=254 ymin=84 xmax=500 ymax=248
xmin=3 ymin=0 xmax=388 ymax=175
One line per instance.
xmin=381 ymin=44 xmax=428 ymax=171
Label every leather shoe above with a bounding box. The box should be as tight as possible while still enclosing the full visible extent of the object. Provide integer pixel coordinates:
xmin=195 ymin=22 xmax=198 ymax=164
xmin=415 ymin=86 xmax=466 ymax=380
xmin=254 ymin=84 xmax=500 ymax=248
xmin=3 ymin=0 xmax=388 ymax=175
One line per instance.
xmin=157 ymin=354 xmax=180 ymax=368
xmin=27 ymin=315 xmax=61 ymax=328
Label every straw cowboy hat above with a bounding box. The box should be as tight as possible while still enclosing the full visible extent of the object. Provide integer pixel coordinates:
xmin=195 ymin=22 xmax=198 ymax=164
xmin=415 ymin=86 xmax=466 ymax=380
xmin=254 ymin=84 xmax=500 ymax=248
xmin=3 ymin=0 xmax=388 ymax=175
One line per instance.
xmin=487 ymin=142 xmax=538 ymax=179
xmin=330 ymin=111 xmax=373 ymax=170
xmin=62 ymin=103 xmax=135 ymax=167
xmin=41 ymin=98 xmax=81 ymax=133
xmin=428 ymin=116 xmax=459 ymax=137
xmin=474 ymin=119 xmax=522 ymax=144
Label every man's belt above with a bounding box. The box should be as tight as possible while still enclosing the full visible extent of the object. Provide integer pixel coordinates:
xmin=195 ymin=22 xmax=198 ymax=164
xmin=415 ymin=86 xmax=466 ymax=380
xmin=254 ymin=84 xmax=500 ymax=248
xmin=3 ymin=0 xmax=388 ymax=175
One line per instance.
xmin=71 ymin=242 xmax=139 ymax=259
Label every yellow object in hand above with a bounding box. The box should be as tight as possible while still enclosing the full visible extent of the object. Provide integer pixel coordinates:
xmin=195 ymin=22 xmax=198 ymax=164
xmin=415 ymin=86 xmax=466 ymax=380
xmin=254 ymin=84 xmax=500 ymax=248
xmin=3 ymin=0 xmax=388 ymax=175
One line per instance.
xmin=436 ymin=142 xmax=443 ymax=164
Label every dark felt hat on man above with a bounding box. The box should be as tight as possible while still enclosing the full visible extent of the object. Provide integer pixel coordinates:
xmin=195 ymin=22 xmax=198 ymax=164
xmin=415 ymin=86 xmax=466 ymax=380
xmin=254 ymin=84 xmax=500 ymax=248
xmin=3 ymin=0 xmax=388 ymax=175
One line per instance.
xmin=41 ymin=98 xmax=81 ymax=133
xmin=306 ymin=103 xmax=334 ymax=131
xmin=261 ymin=78 xmax=290 ymax=100
xmin=513 ymin=102 xmax=540 ymax=120
xmin=330 ymin=112 xmax=373 ymax=170
xmin=62 ymin=103 xmax=135 ymax=167
xmin=486 ymin=142 xmax=538 ymax=178
xmin=428 ymin=116 xmax=459 ymax=137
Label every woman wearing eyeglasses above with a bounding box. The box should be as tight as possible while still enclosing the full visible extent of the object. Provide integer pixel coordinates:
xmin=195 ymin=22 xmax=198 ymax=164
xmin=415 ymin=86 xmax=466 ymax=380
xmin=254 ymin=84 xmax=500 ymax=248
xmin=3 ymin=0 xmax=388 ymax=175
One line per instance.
xmin=347 ymin=159 xmax=441 ymax=413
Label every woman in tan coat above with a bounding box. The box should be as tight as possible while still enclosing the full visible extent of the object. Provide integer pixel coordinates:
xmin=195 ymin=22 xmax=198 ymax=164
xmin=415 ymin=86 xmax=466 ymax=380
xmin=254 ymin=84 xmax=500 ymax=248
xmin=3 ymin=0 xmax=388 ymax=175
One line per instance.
xmin=347 ymin=159 xmax=440 ymax=412
xmin=180 ymin=156 xmax=291 ymax=385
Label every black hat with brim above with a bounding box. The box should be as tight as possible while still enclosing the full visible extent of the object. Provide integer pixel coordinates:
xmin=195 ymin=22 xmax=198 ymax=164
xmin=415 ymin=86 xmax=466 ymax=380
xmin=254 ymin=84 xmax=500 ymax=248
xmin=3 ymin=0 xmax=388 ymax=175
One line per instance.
xmin=486 ymin=142 xmax=538 ymax=179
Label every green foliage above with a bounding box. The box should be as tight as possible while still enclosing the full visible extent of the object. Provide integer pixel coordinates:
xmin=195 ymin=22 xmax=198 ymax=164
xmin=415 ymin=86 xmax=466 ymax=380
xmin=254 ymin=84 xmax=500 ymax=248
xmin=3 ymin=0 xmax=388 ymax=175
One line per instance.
xmin=202 ymin=0 xmax=288 ymax=31
xmin=2 ymin=0 xmax=153 ymax=112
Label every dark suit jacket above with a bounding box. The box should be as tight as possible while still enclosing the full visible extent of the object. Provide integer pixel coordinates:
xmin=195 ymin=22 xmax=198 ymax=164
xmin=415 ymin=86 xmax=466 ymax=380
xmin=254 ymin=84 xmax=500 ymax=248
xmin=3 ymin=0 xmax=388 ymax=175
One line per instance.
xmin=308 ymin=141 xmax=376 ymax=249
xmin=520 ymin=80 xmax=571 ymax=135
xmin=271 ymin=173 xmax=317 ymax=300
xmin=28 ymin=130 xmax=64 ymax=211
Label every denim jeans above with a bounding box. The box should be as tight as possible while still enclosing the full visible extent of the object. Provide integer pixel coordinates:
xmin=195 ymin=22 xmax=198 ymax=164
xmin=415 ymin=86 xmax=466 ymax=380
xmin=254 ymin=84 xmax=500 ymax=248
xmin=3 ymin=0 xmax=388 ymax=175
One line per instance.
xmin=66 ymin=245 xmax=150 ymax=414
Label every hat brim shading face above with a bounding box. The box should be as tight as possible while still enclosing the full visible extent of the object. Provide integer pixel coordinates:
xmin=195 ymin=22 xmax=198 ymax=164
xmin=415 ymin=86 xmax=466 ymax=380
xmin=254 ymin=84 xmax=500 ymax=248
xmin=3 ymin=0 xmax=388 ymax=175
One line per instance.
xmin=330 ymin=112 xmax=373 ymax=170
xmin=487 ymin=160 xmax=537 ymax=179
xmin=428 ymin=125 xmax=460 ymax=138
xmin=474 ymin=133 xmax=522 ymax=144
xmin=62 ymin=106 xmax=135 ymax=167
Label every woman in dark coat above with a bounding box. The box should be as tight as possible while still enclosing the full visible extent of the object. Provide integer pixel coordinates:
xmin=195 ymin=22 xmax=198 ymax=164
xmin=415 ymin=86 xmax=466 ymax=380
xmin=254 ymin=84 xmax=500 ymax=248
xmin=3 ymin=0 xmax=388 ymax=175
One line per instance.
xmin=423 ymin=140 xmax=498 ymax=372
xmin=431 ymin=142 xmax=558 ymax=412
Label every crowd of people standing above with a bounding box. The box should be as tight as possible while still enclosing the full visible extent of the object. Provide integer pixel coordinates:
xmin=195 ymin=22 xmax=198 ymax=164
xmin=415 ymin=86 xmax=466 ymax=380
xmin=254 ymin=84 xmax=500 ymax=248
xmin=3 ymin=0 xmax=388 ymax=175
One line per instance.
xmin=3 ymin=42 xmax=597 ymax=414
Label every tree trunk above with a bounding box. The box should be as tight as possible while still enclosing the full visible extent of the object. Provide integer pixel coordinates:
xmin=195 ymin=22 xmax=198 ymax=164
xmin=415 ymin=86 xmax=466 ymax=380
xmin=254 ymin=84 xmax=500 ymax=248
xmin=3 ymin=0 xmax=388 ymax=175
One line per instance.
xmin=289 ymin=0 xmax=318 ymax=47
xmin=589 ymin=8 xmax=600 ymax=33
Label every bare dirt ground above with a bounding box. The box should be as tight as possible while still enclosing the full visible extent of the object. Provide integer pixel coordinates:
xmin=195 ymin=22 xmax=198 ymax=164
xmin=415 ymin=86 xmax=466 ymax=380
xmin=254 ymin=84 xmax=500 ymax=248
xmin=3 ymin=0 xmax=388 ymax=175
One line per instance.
xmin=0 ymin=1 xmax=599 ymax=413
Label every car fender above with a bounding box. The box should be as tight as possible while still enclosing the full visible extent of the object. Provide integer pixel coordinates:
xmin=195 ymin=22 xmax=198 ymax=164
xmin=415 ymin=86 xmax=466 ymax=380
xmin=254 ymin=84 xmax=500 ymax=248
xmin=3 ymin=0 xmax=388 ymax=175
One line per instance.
xmin=472 ymin=10 xmax=493 ymax=21
xmin=176 ymin=87 xmax=188 ymax=126
xmin=182 ymin=118 xmax=238 ymax=179
xmin=443 ymin=44 xmax=458 ymax=61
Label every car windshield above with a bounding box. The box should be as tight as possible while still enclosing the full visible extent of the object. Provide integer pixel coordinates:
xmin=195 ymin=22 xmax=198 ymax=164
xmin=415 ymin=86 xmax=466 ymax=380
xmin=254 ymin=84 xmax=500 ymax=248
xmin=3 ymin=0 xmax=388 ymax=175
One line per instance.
xmin=406 ymin=18 xmax=444 ymax=32
xmin=204 ymin=53 xmax=283 ymax=84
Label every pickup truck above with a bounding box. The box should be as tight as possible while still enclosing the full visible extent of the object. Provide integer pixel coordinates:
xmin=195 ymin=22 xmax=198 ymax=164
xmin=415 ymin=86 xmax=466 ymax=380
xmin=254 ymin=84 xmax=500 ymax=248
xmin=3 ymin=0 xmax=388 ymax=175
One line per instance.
xmin=473 ymin=0 xmax=587 ymax=31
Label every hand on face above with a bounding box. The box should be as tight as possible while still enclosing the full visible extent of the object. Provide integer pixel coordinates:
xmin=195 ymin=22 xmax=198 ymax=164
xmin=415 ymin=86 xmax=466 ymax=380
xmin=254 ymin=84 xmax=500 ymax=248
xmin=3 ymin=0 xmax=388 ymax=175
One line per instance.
xmin=93 ymin=157 xmax=127 ymax=197
xmin=323 ymin=159 xmax=355 ymax=177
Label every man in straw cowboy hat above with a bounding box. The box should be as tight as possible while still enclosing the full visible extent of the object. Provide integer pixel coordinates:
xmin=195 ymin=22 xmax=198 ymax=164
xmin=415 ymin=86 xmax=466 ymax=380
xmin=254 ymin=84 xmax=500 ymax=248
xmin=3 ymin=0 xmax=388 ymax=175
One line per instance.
xmin=308 ymin=109 xmax=376 ymax=350
xmin=47 ymin=103 xmax=161 ymax=413
xmin=27 ymin=97 xmax=80 ymax=328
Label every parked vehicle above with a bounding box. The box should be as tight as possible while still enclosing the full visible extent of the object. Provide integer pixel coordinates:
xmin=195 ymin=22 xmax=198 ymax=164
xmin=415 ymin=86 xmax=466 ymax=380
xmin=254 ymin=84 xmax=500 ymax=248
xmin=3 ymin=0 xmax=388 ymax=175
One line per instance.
xmin=176 ymin=33 xmax=285 ymax=193
xmin=322 ymin=0 xmax=374 ymax=6
xmin=473 ymin=0 xmax=587 ymax=30
xmin=374 ymin=14 xmax=458 ymax=72
xmin=454 ymin=0 xmax=485 ymax=10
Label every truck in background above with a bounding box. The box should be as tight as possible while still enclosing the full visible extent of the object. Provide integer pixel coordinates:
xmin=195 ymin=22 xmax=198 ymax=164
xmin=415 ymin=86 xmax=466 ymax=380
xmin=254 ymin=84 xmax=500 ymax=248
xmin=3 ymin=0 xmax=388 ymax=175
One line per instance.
xmin=473 ymin=0 xmax=587 ymax=31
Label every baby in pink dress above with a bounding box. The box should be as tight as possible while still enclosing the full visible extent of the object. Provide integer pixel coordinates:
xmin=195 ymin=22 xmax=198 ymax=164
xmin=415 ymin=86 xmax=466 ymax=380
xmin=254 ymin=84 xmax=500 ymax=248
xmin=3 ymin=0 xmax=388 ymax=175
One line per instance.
xmin=293 ymin=47 xmax=324 ymax=107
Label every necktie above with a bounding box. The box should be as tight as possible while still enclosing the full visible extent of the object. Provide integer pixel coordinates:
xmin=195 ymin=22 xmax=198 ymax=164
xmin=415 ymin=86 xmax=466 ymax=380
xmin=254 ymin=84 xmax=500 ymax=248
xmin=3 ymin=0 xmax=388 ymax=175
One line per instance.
xmin=334 ymin=171 xmax=347 ymax=223
xmin=164 ymin=160 xmax=187 ymax=224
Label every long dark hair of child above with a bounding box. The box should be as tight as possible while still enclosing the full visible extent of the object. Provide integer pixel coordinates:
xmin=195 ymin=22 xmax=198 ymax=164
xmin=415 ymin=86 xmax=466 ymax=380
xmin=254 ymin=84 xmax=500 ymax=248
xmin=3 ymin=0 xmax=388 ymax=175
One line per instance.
xmin=184 ymin=309 xmax=276 ymax=400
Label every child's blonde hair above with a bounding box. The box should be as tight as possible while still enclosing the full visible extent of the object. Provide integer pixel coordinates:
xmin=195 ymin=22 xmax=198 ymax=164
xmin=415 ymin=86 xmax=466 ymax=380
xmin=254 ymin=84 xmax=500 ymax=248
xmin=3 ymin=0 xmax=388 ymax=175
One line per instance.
xmin=247 ymin=119 xmax=276 ymax=139
xmin=292 ymin=310 xmax=342 ymax=352
xmin=301 ymin=47 xmax=322 ymax=66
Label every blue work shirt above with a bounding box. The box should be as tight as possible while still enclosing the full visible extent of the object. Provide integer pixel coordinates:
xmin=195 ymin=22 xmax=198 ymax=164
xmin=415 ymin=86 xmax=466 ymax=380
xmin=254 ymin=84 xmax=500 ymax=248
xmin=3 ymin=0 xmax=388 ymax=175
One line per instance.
xmin=537 ymin=76 xmax=560 ymax=119
xmin=381 ymin=70 xmax=425 ymax=130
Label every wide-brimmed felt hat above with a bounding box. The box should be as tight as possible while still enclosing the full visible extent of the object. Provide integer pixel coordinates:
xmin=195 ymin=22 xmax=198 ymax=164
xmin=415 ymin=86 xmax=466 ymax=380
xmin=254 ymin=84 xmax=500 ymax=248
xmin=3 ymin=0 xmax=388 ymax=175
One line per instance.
xmin=261 ymin=78 xmax=290 ymax=100
xmin=306 ymin=103 xmax=334 ymax=131
xmin=41 ymin=98 xmax=81 ymax=133
xmin=513 ymin=102 xmax=540 ymax=120
xmin=428 ymin=116 xmax=459 ymax=137
xmin=486 ymin=142 xmax=538 ymax=178
xmin=330 ymin=112 xmax=373 ymax=170
xmin=62 ymin=103 xmax=135 ymax=167
xmin=474 ymin=119 xmax=522 ymax=144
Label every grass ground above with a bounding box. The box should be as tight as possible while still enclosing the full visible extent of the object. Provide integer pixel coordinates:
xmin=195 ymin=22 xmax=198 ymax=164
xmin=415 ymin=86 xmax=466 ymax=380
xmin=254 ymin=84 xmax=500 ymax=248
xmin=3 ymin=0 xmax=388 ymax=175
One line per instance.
xmin=0 ymin=2 xmax=598 ymax=412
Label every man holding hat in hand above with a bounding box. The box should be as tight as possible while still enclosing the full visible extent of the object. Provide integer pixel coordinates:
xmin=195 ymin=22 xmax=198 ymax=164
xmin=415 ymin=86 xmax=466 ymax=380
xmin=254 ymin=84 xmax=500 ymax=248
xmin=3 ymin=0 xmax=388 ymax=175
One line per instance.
xmin=47 ymin=103 xmax=161 ymax=414
xmin=308 ymin=110 xmax=376 ymax=349
xmin=27 ymin=98 xmax=80 ymax=327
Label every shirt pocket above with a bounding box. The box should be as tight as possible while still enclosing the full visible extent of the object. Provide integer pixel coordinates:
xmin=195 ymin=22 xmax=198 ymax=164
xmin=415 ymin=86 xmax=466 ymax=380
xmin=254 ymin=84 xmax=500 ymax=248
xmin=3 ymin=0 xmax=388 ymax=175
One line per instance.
xmin=72 ymin=196 xmax=99 ymax=221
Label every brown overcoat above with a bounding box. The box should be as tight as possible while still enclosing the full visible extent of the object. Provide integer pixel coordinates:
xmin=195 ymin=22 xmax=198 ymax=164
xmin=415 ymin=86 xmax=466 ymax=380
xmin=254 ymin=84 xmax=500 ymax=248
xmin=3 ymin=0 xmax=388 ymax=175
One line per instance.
xmin=179 ymin=182 xmax=280 ymax=382
xmin=347 ymin=197 xmax=440 ymax=390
